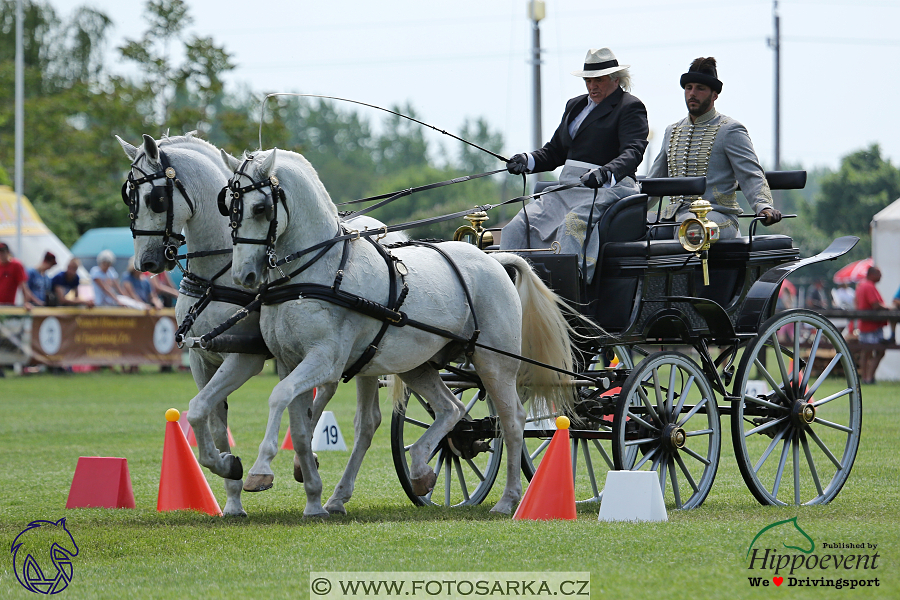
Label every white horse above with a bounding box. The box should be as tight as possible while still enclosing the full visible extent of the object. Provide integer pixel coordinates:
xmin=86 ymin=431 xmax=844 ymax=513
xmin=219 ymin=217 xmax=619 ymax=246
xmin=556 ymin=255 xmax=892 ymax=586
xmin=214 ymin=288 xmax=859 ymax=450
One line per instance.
xmin=117 ymin=133 xmax=404 ymax=516
xmin=224 ymin=148 xmax=577 ymax=515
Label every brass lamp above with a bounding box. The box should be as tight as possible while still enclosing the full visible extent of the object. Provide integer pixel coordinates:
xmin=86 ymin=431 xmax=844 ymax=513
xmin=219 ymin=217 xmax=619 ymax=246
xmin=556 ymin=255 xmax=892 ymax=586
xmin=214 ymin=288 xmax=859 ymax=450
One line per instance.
xmin=453 ymin=211 xmax=494 ymax=249
xmin=678 ymin=199 xmax=720 ymax=285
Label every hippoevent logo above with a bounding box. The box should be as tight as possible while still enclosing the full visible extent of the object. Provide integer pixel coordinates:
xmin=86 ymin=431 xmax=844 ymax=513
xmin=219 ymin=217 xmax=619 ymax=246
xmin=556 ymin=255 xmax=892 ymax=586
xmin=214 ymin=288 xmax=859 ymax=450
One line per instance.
xmin=10 ymin=518 xmax=79 ymax=594
xmin=745 ymin=517 xmax=880 ymax=590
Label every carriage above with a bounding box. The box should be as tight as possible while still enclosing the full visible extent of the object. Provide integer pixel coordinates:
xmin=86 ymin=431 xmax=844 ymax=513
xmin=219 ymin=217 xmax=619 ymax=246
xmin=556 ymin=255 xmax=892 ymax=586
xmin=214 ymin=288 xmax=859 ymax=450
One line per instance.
xmin=390 ymin=171 xmax=861 ymax=511
xmin=120 ymin=134 xmax=861 ymax=517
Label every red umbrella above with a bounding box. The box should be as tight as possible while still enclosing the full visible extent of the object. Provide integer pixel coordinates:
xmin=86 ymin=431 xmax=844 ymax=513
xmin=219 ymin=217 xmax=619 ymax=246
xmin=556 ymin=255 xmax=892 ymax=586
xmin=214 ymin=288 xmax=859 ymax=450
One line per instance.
xmin=833 ymin=257 xmax=874 ymax=284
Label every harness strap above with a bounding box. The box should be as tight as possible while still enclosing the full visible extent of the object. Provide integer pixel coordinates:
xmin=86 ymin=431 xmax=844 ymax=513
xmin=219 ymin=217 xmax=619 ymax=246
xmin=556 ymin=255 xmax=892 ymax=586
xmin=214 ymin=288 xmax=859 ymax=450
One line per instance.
xmin=340 ymin=236 xmax=406 ymax=382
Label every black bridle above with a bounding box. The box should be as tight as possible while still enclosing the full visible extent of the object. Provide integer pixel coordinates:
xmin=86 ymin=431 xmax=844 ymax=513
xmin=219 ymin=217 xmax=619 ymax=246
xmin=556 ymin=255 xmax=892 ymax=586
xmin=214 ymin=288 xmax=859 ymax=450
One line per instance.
xmin=218 ymin=156 xmax=290 ymax=268
xmin=121 ymin=149 xmax=196 ymax=261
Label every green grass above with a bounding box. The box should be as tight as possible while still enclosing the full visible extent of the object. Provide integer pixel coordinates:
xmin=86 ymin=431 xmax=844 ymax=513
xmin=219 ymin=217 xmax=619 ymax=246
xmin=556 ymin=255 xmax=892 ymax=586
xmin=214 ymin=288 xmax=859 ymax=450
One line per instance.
xmin=0 ymin=368 xmax=897 ymax=599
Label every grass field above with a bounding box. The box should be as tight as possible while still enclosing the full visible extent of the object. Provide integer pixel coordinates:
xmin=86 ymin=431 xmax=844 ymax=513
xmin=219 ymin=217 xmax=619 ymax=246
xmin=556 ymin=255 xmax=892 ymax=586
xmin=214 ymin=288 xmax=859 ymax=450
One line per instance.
xmin=0 ymin=366 xmax=897 ymax=599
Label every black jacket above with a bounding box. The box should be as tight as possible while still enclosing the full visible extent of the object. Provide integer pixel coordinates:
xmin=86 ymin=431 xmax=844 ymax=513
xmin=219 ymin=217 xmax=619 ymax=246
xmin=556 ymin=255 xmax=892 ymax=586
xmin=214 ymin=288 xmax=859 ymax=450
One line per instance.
xmin=531 ymin=87 xmax=649 ymax=181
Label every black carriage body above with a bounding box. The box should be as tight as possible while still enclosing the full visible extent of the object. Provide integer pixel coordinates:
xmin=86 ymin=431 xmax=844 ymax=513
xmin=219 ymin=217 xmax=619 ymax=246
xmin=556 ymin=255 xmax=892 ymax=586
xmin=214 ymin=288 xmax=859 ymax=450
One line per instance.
xmin=586 ymin=234 xmax=799 ymax=344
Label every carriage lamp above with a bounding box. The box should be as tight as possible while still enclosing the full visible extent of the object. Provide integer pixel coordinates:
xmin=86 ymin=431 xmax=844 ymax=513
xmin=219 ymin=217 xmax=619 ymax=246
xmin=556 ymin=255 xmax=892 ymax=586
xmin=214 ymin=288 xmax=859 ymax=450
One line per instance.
xmin=678 ymin=199 xmax=720 ymax=286
xmin=453 ymin=211 xmax=494 ymax=249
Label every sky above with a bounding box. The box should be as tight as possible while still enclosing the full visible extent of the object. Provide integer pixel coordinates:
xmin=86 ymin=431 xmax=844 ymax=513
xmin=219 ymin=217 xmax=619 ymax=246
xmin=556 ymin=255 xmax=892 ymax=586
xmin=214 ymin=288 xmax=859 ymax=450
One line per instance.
xmin=50 ymin=0 xmax=900 ymax=175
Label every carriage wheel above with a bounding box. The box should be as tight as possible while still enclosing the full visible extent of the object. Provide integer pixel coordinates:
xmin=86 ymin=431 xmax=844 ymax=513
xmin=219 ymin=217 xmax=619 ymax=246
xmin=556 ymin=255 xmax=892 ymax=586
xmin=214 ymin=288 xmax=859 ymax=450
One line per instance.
xmin=522 ymin=346 xmax=634 ymax=504
xmin=391 ymin=386 xmax=503 ymax=507
xmin=731 ymin=309 xmax=861 ymax=506
xmin=612 ymin=351 xmax=721 ymax=509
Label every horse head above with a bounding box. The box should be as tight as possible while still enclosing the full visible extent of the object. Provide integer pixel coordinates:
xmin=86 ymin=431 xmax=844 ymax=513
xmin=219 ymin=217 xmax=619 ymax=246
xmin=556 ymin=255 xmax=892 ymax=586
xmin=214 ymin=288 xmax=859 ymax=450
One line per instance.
xmin=117 ymin=133 xmax=205 ymax=273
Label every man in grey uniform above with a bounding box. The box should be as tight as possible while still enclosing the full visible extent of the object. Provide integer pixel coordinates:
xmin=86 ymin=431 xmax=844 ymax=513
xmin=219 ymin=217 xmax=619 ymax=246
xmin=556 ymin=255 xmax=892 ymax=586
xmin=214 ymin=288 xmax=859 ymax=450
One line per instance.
xmin=500 ymin=48 xmax=649 ymax=282
xmin=648 ymin=57 xmax=781 ymax=238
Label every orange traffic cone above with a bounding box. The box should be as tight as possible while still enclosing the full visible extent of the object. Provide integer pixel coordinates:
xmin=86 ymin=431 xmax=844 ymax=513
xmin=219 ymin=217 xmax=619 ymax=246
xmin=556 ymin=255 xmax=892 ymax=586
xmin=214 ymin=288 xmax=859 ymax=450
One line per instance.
xmin=157 ymin=408 xmax=222 ymax=516
xmin=513 ymin=416 xmax=577 ymax=520
xmin=281 ymin=428 xmax=293 ymax=450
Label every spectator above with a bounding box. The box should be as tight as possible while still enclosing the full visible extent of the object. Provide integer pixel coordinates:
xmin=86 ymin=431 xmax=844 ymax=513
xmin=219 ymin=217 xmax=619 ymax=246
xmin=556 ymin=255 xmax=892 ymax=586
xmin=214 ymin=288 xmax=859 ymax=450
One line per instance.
xmin=90 ymin=250 xmax=125 ymax=307
xmin=51 ymin=258 xmax=93 ymax=307
xmin=831 ymin=282 xmax=855 ymax=310
xmin=121 ymin=258 xmax=162 ymax=309
xmin=150 ymin=270 xmax=179 ymax=307
xmin=806 ymin=279 xmax=829 ymax=310
xmin=0 ymin=242 xmax=37 ymax=306
xmin=25 ymin=251 xmax=57 ymax=306
xmin=855 ymin=266 xmax=888 ymax=385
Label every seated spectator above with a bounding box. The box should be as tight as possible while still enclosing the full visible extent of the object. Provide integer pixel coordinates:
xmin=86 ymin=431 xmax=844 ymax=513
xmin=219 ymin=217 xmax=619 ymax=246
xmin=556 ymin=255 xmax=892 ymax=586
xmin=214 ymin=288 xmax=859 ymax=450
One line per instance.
xmin=26 ymin=251 xmax=57 ymax=306
xmin=121 ymin=258 xmax=162 ymax=309
xmin=51 ymin=258 xmax=93 ymax=307
xmin=150 ymin=270 xmax=179 ymax=307
xmin=90 ymin=250 xmax=125 ymax=307
xmin=805 ymin=279 xmax=828 ymax=310
xmin=0 ymin=242 xmax=38 ymax=307
xmin=831 ymin=282 xmax=855 ymax=310
xmin=855 ymin=266 xmax=888 ymax=384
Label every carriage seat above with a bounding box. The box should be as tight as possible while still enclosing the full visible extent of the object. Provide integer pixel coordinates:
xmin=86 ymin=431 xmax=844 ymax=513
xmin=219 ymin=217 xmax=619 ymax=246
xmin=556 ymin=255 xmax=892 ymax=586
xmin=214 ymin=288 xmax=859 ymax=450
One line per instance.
xmin=600 ymin=234 xmax=794 ymax=260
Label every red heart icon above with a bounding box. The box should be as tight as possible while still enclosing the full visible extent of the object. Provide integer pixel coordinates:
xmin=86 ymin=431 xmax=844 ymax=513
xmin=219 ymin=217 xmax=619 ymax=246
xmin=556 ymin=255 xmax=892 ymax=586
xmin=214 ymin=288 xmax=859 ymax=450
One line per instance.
xmin=773 ymin=577 xmax=783 ymax=586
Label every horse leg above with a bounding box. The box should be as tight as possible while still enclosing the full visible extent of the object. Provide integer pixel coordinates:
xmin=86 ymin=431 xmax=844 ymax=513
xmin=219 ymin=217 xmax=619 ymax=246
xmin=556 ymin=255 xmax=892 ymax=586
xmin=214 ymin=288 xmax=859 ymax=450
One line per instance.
xmin=478 ymin=367 xmax=526 ymax=515
xmin=208 ymin=398 xmax=248 ymax=518
xmin=187 ymin=353 xmax=266 ymax=486
xmin=288 ymin=381 xmax=340 ymax=484
xmin=324 ymin=375 xmax=382 ymax=515
xmin=246 ymin=354 xmax=336 ymax=516
xmin=398 ymin=365 xmax=465 ymax=496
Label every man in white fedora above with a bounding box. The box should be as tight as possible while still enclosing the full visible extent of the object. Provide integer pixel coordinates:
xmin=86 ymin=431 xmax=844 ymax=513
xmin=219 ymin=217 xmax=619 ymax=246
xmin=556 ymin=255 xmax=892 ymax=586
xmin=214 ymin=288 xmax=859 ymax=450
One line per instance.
xmin=647 ymin=57 xmax=781 ymax=237
xmin=499 ymin=47 xmax=649 ymax=282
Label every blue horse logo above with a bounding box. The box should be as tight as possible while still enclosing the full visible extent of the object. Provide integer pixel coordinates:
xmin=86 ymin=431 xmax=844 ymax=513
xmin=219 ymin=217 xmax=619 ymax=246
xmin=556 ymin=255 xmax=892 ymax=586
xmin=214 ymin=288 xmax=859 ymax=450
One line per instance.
xmin=10 ymin=518 xmax=79 ymax=594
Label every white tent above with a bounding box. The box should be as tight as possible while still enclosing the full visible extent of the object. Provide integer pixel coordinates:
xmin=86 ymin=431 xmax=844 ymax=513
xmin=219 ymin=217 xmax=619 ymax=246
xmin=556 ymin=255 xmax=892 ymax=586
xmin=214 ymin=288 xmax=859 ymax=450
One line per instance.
xmin=0 ymin=185 xmax=80 ymax=303
xmin=871 ymin=197 xmax=900 ymax=380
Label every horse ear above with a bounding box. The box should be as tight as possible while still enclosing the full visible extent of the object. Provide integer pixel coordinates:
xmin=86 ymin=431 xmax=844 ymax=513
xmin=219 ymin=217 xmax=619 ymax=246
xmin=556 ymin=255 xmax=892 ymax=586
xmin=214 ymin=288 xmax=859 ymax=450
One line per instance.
xmin=142 ymin=134 xmax=160 ymax=164
xmin=116 ymin=135 xmax=139 ymax=160
xmin=260 ymin=148 xmax=278 ymax=177
xmin=220 ymin=149 xmax=241 ymax=171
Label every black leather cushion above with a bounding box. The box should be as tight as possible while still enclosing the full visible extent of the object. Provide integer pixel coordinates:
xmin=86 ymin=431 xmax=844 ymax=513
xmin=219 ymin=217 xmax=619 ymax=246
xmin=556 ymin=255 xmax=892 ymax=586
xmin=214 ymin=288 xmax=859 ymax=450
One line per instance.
xmin=601 ymin=235 xmax=794 ymax=261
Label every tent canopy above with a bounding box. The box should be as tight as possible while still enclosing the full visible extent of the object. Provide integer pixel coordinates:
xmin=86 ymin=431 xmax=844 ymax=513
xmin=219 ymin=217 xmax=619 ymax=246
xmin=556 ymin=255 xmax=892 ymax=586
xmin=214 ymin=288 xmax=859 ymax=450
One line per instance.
xmin=0 ymin=185 xmax=73 ymax=273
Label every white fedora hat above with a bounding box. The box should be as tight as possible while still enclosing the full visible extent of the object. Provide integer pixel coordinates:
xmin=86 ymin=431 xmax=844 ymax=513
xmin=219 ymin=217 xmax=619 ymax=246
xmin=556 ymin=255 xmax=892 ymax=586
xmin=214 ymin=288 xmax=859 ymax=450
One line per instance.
xmin=571 ymin=48 xmax=629 ymax=78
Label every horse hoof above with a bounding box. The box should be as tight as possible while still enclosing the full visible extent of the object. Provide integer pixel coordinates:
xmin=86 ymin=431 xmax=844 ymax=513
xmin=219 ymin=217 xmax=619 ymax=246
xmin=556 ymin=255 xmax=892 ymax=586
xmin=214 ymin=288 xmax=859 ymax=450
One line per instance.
xmin=324 ymin=501 xmax=347 ymax=515
xmin=411 ymin=470 xmax=437 ymax=496
xmin=304 ymin=510 xmax=330 ymax=519
xmin=293 ymin=453 xmax=320 ymax=483
xmin=243 ymin=473 xmax=274 ymax=492
xmin=225 ymin=455 xmax=243 ymax=481
xmin=223 ymin=509 xmax=248 ymax=518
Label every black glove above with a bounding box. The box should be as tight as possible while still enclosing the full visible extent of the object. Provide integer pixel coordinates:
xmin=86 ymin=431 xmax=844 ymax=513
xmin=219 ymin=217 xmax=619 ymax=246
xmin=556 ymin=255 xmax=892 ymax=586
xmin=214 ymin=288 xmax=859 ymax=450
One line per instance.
xmin=758 ymin=207 xmax=783 ymax=225
xmin=506 ymin=153 xmax=529 ymax=175
xmin=580 ymin=167 xmax=611 ymax=189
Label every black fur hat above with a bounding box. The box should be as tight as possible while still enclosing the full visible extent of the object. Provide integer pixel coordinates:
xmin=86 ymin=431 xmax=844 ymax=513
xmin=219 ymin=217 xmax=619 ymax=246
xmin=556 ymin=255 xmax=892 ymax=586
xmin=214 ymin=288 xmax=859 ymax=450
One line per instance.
xmin=680 ymin=57 xmax=723 ymax=93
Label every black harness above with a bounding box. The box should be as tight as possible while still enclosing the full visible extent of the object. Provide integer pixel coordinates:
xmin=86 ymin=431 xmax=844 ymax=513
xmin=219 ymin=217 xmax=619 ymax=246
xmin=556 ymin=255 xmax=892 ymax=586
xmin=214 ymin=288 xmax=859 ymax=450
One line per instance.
xmin=215 ymin=164 xmax=483 ymax=381
xmin=121 ymin=150 xmax=195 ymax=261
xmin=121 ymin=147 xmax=265 ymax=349
xmin=218 ymin=156 xmax=289 ymax=269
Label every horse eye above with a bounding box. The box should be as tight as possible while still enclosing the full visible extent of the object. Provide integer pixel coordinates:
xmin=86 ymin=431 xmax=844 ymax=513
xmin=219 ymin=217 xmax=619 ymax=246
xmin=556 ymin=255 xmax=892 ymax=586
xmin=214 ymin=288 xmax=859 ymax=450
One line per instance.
xmin=252 ymin=202 xmax=268 ymax=216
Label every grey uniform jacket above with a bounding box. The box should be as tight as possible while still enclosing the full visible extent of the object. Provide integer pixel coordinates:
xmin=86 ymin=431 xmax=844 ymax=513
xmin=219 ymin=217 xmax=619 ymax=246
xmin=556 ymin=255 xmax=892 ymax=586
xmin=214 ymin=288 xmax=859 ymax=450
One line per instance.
xmin=648 ymin=109 xmax=774 ymax=222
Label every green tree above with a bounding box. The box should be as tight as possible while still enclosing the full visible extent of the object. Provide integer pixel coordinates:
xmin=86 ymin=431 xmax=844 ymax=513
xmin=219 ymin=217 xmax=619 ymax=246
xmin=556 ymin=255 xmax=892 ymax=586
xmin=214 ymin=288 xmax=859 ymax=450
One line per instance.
xmin=814 ymin=144 xmax=900 ymax=236
xmin=457 ymin=117 xmax=505 ymax=174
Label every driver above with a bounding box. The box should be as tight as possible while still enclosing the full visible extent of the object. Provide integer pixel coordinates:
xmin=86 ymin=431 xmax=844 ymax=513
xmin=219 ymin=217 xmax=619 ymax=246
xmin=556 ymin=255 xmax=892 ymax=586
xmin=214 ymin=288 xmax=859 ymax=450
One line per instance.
xmin=647 ymin=57 xmax=781 ymax=238
xmin=499 ymin=48 xmax=649 ymax=282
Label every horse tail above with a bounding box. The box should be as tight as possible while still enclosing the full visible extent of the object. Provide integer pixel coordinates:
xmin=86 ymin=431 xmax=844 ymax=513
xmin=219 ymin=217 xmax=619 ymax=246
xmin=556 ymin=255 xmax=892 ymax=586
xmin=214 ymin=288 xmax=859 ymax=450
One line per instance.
xmin=491 ymin=253 xmax=580 ymax=420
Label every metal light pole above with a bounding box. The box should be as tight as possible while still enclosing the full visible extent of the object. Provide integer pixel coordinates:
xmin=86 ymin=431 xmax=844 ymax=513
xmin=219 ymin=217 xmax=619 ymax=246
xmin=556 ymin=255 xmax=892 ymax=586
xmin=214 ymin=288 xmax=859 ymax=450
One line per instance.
xmin=15 ymin=0 xmax=24 ymax=257
xmin=769 ymin=0 xmax=781 ymax=172
xmin=528 ymin=1 xmax=545 ymax=161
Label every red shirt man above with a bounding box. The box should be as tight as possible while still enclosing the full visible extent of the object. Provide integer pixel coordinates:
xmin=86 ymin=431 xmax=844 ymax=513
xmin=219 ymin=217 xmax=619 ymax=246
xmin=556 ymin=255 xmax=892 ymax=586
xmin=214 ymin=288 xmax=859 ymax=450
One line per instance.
xmin=855 ymin=267 xmax=887 ymax=334
xmin=0 ymin=242 xmax=28 ymax=305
